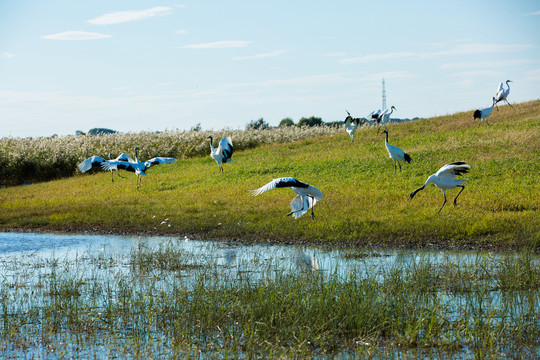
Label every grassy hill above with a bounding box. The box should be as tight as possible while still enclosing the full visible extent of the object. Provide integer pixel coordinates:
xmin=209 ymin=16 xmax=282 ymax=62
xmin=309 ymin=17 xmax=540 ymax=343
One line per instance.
xmin=1 ymin=101 xmax=539 ymax=250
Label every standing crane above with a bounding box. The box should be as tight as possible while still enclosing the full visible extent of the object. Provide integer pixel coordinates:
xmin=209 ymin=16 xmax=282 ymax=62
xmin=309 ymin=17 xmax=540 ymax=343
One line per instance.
xmin=208 ymin=136 xmax=233 ymax=172
xmin=381 ymin=129 xmax=411 ymax=173
xmin=408 ymin=161 xmax=470 ymax=213
xmin=101 ymin=147 xmax=176 ymax=188
xmin=249 ymin=177 xmax=322 ymax=219
xmin=378 ymin=106 xmax=396 ymax=133
xmin=494 ymin=80 xmax=513 ymax=109
xmin=473 ymin=97 xmax=496 ymax=126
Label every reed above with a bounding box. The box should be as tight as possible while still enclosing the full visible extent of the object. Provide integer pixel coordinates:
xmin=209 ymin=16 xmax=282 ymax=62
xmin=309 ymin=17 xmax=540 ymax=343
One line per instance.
xmin=0 ymin=240 xmax=538 ymax=358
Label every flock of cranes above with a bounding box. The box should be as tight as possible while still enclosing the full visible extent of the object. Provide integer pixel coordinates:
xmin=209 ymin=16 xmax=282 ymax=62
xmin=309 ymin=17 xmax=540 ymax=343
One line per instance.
xmin=78 ymin=80 xmax=512 ymax=218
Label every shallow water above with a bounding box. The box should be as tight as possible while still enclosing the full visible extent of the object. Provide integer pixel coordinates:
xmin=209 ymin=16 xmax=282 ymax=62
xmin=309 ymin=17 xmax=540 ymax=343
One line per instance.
xmin=1 ymin=232 xmax=538 ymax=359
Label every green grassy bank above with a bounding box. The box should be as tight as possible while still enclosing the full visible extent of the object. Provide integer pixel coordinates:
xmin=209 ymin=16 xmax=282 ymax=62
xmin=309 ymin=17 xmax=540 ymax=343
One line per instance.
xmin=1 ymin=101 xmax=539 ymax=250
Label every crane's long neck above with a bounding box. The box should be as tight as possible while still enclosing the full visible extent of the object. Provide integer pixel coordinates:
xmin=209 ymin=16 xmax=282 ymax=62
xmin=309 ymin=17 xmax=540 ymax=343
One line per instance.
xmin=208 ymin=137 xmax=215 ymax=152
xmin=384 ymin=131 xmax=389 ymax=143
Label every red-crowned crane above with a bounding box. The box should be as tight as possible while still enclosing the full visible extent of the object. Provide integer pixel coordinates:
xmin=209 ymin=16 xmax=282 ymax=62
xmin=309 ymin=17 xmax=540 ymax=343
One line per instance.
xmin=382 ymin=129 xmax=411 ymax=173
xmin=78 ymin=153 xmax=134 ymax=182
xmin=408 ymin=161 xmax=470 ymax=213
xmin=473 ymin=97 xmax=496 ymax=126
xmin=378 ymin=106 xmax=396 ymax=133
xmin=101 ymin=147 xmax=176 ymax=188
xmin=208 ymin=136 xmax=233 ymax=172
xmin=494 ymin=80 xmax=513 ymax=110
xmin=249 ymin=177 xmax=322 ymax=219
xmin=344 ymin=110 xmax=361 ymax=143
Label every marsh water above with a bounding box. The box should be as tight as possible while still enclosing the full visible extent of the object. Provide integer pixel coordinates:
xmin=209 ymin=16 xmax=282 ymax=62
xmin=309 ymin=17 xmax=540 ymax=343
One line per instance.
xmin=1 ymin=232 xmax=538 ymax=358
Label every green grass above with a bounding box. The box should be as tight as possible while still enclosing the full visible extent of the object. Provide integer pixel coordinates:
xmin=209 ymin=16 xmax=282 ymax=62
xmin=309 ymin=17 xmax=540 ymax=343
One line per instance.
xmin=1 ymin=101 xmax=539 ymax=250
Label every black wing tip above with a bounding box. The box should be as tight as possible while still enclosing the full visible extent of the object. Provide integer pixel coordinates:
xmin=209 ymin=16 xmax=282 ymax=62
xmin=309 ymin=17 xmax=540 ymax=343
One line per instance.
xmin=473 ymin=110 xmax=481 ymax=119
xmin=404 ymin=153 xmax=412 ymax=163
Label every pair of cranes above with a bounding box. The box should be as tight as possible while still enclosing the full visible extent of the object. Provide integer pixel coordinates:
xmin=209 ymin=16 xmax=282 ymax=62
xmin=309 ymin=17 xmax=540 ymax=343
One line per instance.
xmin=343 ymin=106 xmax=397 ymax=144
xmin=473 ymin=80 xmax=512 ymax=125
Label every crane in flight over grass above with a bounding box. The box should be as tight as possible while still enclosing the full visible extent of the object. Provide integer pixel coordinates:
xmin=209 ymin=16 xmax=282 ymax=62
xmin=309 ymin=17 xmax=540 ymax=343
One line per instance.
xmin=408 ymin=161 xmax=470 ymax=213
xmin=382 ymin=129 xmax=411 ymax=173
xmin=494 ymin=80 xmax=513 ymax=110
xmin=249 ymin=177 xmax=322 ymax=219
xmin=208 ymin=136 xmax=233 ymax=173
xmin=368 ymin=109 xmax=382 ymax=132
xmin=473 ymin=97 xmax=496 ymax=126
xmin=344 ymin=110 xmax=362 ymax=143
xmin=78 ymin=153 xmax=133 ymax=182
xmin=101 ymin=147 xmax=176 ymax=188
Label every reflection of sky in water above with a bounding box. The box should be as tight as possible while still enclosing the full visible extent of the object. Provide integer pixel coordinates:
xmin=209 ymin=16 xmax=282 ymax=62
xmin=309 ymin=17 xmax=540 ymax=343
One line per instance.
xmin=0 ymin=231 xmax=508 ymax=278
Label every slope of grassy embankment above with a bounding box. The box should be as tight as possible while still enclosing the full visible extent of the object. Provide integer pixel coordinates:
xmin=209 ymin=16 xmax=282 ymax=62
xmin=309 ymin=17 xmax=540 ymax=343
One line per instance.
xmin=1 ymin=101 xmax=539 ymax=250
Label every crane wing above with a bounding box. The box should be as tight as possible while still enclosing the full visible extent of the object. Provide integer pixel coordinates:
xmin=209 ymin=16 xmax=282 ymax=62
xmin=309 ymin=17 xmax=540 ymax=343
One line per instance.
xmin=78 ymin=156 xmax=107 ymax=173
xmin=144 ymin=157 xmax=176 ymax=170
xmin=435 ymin=161 xmax=470 ymax=179
xmin=217 ymin=137 xmax=233 ymax=162
xmin=102 ymin=160 xmax=137 ymax=173
xmin=249 ymin=177 xmax=308 ymax=196
xmin=115 ymin=153 xmax=134 ymax=162
xmin=289 ymin=195 xmax=311 ymax=219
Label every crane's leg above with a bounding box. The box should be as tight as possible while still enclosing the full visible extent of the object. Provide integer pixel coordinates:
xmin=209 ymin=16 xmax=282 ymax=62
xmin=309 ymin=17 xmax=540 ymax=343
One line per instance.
xmin=393 ymin=161 xmax=397 ymax=173
xmin=505 ymin=99 xmax=513 ymax=108
xmin=398 ymin=161 xmax=402 ymax=172
xmin=438 ymin=191 xmax=447 ymax=213
xmin=310 ymin=196 xmax=315 ymax=219
xmin=111 ymin=170 xmax=114 ymax=183
xmin=453 ymin=186 xmax=465 ymax=207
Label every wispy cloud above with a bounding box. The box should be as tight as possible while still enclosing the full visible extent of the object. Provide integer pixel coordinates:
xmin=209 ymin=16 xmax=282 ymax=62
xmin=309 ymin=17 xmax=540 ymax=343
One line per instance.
xmin=525 ymin=68 xmax=540 ymax=81
xmin=175 ymin=29 xmax=188 ymax=35
xmin=450 ymin=70 xmax=500 ymax=78
xmin=41 ymin=31 xmax=113 ymax=40
xmin=183 ymin=41 xmax=251 ymax=49
xmin=525 ymin=10 xmax=540 ymax=16
xmin=233 ymin=50 xmax=285 ymax=60
xmin=340 ymin=43 xmax=534 ymax=63
xmin=441 ymin=59 xmax=537 ymax=69
xmin=1 ymin=52 xmax=15 ymax=59
xmin=87 ymin=6 xmax=173 ymax=25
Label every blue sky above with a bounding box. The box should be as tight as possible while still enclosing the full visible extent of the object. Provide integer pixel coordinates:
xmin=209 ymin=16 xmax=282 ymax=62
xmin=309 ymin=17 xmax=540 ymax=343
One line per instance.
xmin=1 ymin=0 xmax=539 ymax=137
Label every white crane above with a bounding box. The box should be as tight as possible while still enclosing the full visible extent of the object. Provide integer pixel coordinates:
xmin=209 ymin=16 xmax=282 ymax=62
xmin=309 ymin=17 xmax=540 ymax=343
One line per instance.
xmin=378 ymin=106 xmax=396 ymax=133
xmin=101 ymin=147 xmax=176 ymax=188
xmin=249 ymin=177 xmax=323 ymax=219
xmin=208 ymin=136 xmax=233 ymax=172
xmin=473 ymin=97 xmax=496 ymax=126
xmin=78 ymin=153 xmax=133 ymax=182
xmin=494 ymin=80 xmax=513 ymax=109
xmin=381 ymin=129 xmax=411 ymax=173
xmin=344 ymin=110 xmax=361 ymax=143
xmin=408 ymin=161 xmax=470 ymax=213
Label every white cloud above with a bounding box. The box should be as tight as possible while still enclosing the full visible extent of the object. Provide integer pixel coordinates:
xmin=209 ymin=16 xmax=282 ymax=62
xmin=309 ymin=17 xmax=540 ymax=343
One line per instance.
xmin=340 ymin=43 xmax=534 ymax=63
xmin=526 ymin=68 xmax=540 ymax=81
xmin=450 ymin=70 xmax=500 ymax=78
xmin=175 ymin=29 xmax=188 ymax=35
xmin=1 ymin=52 xmax=15 ymax=59
xmin=41 ymin=31 xmax=113 ymax=40
xmin=183 ymin=41 xmax=251 ymax=49
xmin=87 ymin=6 xmax=173 ymax=25
xmin=525 ymin=10 xmax=540 ymax=16
xmin=233 ymin=50 xmax=285 ymax=60
xmin=441 ymin=59 xmax=537 ymax=69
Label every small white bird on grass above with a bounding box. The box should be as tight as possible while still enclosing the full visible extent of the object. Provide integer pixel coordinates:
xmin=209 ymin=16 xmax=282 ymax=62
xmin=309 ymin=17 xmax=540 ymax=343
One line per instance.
xmin=494 ymin=80 xmax=513 ymax=110
xmin=101 ymin=147 xmax=176 ymax=188
xmin=249 ymin=177 xmax=322 ymax=219
xmin=344 ymin=110 xmax=362 ymax=143
xmin=473 ymin=97 xmax=496 ymax=126
xmin=408 ymin=161 xmax=470 ymax=213
xmin=382 ymin=129 xmax=411 ymax=173
xmin=208 ymin=136 xmax=233 ymax=173
xmin=78 ymin=153 xmax=133 ymax=182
